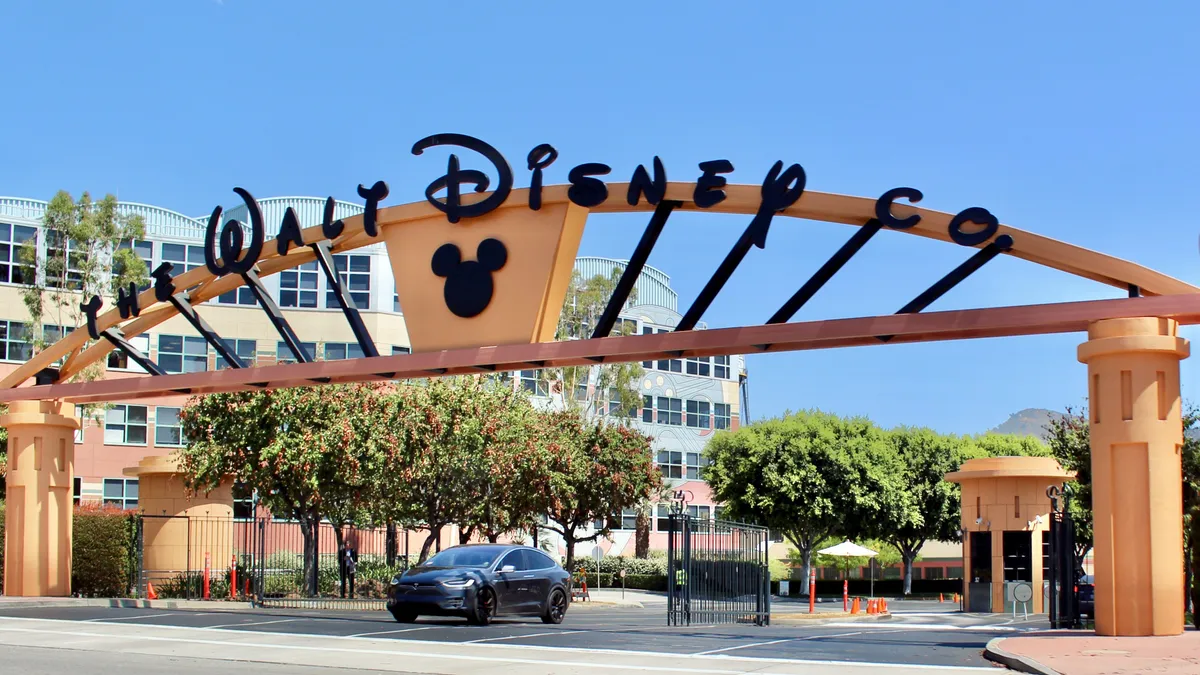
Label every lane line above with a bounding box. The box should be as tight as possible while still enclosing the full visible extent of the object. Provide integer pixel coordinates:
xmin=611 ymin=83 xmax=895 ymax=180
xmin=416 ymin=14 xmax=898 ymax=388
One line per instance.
xmin=0 ymin=623 xmax=1002 ymax=673
xmin=0 ymin=616 xmax=999 ymax=670
xmin=467 ymin=630 xmax=586 ymax=643
xmin=205 ymin=618 xmax=300 ymax=629
xmin=83 ymin=612 xmax=188 ymax=622
xmin=347 ymin=626 xmax=435 ymax=638
xmin=693 ymin=637 xmax=795 ymax=655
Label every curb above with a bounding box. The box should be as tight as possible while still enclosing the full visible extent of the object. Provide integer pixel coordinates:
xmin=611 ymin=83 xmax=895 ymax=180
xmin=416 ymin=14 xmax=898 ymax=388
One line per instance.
xmin=984 ymin=637 xmax=1060 ymax=675
xmin=772 ymin=612 xmax=894 ymax=625
xmin=570 ymin=600 xmax=646 ymax=609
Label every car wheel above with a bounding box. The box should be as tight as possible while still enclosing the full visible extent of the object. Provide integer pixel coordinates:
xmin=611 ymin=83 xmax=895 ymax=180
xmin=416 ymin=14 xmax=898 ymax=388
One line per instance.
xmin=541 ymin=588 xmax=567 ymax=625
xmin=391 ymin=608 xmax=418 ymax=623
xmin=470 ymin=587 xmax=496 ymax=626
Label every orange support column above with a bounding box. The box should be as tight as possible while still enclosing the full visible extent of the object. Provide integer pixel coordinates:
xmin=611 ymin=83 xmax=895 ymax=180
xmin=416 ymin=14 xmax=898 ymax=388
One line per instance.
xmin=1078 ymin=317 xmax=1188 ymax=636
xmin=2 ymin=400 xmax=80 ymax=597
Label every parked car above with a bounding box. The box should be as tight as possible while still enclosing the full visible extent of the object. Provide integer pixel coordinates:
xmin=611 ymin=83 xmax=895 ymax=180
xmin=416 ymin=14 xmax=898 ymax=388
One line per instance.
xmin=387 ymin=544 xmax=571 ymax=626
xmin=1076 ymin=574 xmax=1094 ymax=620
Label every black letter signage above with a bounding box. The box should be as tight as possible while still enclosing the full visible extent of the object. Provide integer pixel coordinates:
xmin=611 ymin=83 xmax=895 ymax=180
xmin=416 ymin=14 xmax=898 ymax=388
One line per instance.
xmin=204 ymin=187 xmax=264 ymax=276
xmin=527 ymin=144 xmax=557 ymax=211
xmin=875 ymin=187 xmax=924 ymax=230
xmin=412 ymin=133 xmax=513 ymax=223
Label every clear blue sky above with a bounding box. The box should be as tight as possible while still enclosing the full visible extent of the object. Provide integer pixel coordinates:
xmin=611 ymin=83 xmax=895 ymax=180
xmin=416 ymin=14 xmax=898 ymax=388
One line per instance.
xmin=2 ymin=2 xmax=1198 ymax=434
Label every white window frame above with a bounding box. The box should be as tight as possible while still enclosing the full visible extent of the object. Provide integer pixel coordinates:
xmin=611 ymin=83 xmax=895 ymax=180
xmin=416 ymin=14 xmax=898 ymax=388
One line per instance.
xmin=105 ymin=404 xmax=149 ymax=445
xmin=154 ymin=406 xmax=186 ymax=447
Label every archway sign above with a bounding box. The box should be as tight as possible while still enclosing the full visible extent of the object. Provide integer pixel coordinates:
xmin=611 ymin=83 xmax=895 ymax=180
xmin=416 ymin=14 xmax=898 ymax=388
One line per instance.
xmin=2 ymin=133 xmax=1198 ymax=637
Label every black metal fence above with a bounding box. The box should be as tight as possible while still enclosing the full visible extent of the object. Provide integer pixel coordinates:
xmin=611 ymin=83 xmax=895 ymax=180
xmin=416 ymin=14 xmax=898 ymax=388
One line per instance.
xmin=666 ymin=514 xmax=770 ymax=626
xmin=1046 ymin=487 xmax=1082 ymax=628
xmin=135 ymin=515 xmax=420 ymax=610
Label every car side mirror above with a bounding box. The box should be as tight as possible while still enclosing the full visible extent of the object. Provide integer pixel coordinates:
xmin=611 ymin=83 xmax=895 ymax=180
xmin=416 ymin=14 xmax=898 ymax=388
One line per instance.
xmin=500 ymin=565 xmax=516 ymax=574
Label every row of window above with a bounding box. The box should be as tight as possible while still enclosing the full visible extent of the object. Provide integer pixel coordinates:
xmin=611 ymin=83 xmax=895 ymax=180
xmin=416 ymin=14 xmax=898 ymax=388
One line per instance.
xmin=596 ymin=505 xmax=723 ymax=531
xmin=641 ymin=396 xmax=732 ymax=430
xmin=0 ymin=324 xmax=412 ymax=371
xmin=102 ymin=404 xmax=185 ymax=446
xmin=0 ymin=228 xmax=378 ymax=311
xmin=640 ymin=327 xmax=733 ymax=379
xmin=71 ymin=477 xmax=139 ymax=510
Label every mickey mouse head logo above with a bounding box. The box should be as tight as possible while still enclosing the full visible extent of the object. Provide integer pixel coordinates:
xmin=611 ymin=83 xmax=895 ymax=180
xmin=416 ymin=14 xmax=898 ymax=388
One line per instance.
xmin=431 ymin=238 xmax=508 ymax=318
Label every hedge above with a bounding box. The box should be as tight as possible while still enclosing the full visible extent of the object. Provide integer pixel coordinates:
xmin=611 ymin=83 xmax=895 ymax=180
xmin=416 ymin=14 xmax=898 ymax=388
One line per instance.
xmin=72 ymin=505 xmax=136 ymax=597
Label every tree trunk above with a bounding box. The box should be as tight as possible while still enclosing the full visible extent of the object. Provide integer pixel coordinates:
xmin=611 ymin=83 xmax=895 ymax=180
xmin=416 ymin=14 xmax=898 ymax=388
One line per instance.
xmin=386 ymin=522 xmax=398 ymax=567
xmin=798 ymin=547 xmax=812 ymax=595
xmin=902 ymin=549 xmax=917 ymax=596
xmin=298 ymin=514 xmax=319 ymax=597
xmin=418 ymin=527 xmax=441 ymax=564
xmin=635 ymin=510 xmax=650 ymax=558
xmin=459 ymin=524 xmax=476 ymax=545
xmin=487 ymin=530 xmax=500 ymax=543
xmin=563 ymin=532 xmax=577 ymax=574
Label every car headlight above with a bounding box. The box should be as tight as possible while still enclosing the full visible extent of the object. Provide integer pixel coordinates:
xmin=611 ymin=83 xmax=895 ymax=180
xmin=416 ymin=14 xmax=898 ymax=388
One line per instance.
xmin=441 ymin=578 xmax=476 ymax=589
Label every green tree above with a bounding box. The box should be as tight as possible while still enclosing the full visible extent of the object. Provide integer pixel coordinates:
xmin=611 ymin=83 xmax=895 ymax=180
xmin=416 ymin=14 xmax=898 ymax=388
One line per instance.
xmin=369 ymin=378 xmax=542 ymax=562
xmin=19 ymin=191 xmax=148 ymax=383
xmin=178 ymin=384 xmax=382 ymax=594
xmin=970 ymin=432 xmax=1051 ymax=458
xmin=551 ymin=269 xmax=644 ymax=416
xmin=1044 ymin=407 xmax=1094 ymax=571
xmin=1181 ymin=407 xmax=1199 ymax=627
xmin=536 ymin=410 xmax=661 ymax=572
xmin=550 ymin=268 xmax=649 ymax=552
xmin=704 ymin=410 xmax=897 ymax=595
xmin=811 ymin=536 xmax=904 ymax=580
xmin=875 ymin=427 xmax=973 ymax=595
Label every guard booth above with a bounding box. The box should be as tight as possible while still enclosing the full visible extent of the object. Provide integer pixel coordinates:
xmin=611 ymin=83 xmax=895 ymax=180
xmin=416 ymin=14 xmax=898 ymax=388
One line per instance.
xmin=944 ymin=456 xmax=1074 ymax=614
xmin=666 ymin=511 xmax=770 ymax=626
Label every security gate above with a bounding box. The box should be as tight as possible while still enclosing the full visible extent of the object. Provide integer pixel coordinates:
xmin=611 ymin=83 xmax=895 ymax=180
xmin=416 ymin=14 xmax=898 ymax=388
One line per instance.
xmin=666 ymin=513 xmax=770 ymax=626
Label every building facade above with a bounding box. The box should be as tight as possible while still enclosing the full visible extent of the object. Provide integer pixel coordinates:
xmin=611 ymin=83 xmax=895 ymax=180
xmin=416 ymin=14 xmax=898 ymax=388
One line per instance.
xmin=0 ymin=196 xmax=746 ymax=558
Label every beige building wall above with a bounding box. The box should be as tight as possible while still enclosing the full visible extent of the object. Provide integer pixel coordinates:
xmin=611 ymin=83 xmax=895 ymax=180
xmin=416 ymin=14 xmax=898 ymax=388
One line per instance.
xmin=946 ymin=456 xmax=1073 ymax=614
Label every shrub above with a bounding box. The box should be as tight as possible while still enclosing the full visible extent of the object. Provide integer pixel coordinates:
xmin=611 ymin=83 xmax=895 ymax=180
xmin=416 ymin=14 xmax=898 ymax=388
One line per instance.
xmin=73 ymin=505 xmax=136 ymax=597
xmin=620 ymin=573 xmax=666 ymax=592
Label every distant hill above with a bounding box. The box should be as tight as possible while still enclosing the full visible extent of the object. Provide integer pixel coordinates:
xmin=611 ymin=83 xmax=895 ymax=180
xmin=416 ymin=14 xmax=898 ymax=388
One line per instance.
xmin=989 ymin=407 xmax=1200 ymax=441
xmin=989 ymin=408 xmax=1062 ymax=442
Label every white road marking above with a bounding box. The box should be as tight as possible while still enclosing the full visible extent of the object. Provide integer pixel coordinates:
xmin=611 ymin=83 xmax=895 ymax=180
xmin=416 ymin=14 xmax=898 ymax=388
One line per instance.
xmin=0 ymin=622 xmax=1003 ymax=673
xmin=347 ymin=626 xmax=435 ymax=637
xmin=83 ymin=612 xmax=189 ymax=622
xmin=694 ymin=637 xmax=795 ymax=655
xmin=205 ymin=618 xmax=299 ymax=629
xmin=467 ymin=630 xmax=585 ymax=643
xmin=0 ymin=615 xmax=999 ymax=671
xmin=695 ymin=631 xmax=871 ymax=656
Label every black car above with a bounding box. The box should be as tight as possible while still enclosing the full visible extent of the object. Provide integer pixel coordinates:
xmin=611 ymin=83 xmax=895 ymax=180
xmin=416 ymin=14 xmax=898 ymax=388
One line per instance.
xmin=387 ymin=544 xmax=571 ymax=626
xmin=1077 ymin=574 xmax=1095 ymax=620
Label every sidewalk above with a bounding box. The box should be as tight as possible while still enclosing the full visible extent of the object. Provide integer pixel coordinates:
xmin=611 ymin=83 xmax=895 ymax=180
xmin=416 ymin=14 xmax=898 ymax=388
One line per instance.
xmin=0 ymin=595 xmax=254 ymax=610
xmin=986 ymin=629 xmax=1200 ymax=675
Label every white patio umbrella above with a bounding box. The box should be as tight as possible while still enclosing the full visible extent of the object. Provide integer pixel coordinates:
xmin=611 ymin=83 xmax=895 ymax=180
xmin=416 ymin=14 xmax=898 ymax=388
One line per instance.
xmin=817 ymin=540 xmax=879 ymax=597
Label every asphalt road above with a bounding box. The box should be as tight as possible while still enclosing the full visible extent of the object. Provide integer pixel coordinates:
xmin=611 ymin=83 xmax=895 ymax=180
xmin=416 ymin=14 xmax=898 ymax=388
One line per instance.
xmin=0 ymin=602 xmax=1045 ymax=674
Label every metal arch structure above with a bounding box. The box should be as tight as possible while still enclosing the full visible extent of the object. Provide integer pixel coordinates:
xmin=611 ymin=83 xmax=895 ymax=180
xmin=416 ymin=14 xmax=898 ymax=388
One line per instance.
xmin=2 ymin=172 xmax=1200 ymax=403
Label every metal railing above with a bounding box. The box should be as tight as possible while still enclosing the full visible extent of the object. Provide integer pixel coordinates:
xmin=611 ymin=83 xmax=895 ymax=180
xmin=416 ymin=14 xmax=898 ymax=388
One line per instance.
xmin=666 ymin=514 xmax=770 ymax=626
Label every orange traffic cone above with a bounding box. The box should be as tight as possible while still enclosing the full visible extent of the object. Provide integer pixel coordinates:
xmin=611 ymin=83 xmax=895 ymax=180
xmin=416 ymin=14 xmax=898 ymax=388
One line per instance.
xmin=850 ymin=597 xmax=860 ymax=614
xmin=939 ymin=593 xmax=944 ymax=603
xmin=147 ymin=582 xmax=158 ymax=600
xmin=882 ymin=599 xmax=888 ymax=613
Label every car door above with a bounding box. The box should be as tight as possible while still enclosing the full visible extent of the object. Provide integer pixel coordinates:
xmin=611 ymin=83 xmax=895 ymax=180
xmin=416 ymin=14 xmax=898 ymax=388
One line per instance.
xmin=493 ymin=550 xmax=529 ymax=613
xmin=520 ymin=549 xmax=554 ymax=611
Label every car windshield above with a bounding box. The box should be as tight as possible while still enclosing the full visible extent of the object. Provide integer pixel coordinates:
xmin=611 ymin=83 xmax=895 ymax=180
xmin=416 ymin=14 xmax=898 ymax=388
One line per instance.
xmin=420 ymin=546 xmax=507 ymax=568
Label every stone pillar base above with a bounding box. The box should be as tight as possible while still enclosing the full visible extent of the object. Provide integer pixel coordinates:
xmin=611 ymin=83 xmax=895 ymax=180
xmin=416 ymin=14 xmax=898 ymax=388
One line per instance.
xmin=1078 ymin=317 xmax=1188 ymax=636
xmin=2 ymin=400 xmax=80 ymax=597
